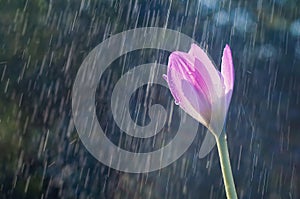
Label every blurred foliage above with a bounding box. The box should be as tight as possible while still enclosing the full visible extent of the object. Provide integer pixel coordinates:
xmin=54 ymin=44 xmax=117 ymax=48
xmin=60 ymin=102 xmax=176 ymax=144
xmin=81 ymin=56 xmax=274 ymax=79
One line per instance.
xmin=0 ymin=0 xmax=47 ymax=59
xmin=0 ymin=100 xmax=20 ymax=175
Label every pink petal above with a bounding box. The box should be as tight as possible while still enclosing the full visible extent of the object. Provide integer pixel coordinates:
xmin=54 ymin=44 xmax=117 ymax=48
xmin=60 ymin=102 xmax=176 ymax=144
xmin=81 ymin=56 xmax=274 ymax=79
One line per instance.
xmin=188 ymin=44 xmax=224 ymax=99
xmin=167 ymin=52 xmax=212 ymax=125
xmin=188 ymin=44 xmax=227 ymax=135
xmin=188 ymin=44 xmax=217 ymax=72
xmin=221 ymin=45 xmax=234 ymax=110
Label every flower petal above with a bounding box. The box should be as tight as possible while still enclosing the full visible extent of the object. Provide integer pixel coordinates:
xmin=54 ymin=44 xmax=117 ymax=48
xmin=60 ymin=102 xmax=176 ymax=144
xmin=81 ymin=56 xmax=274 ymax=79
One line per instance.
xmin=221 ymin=45 xmax=234 ymax=110
xmin=167 ymin=52 xmax=212 ymax=126
xmin=188 ymin=44 xmax=223 ymax=98
xmin=188 ymin=44 xmax=227 ymax=135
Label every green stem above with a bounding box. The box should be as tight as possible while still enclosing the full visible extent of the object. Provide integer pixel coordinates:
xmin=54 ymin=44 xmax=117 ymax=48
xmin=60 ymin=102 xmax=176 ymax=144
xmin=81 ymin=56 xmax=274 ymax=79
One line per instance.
xmin=215 ymin=131 xmax=238 ymax=199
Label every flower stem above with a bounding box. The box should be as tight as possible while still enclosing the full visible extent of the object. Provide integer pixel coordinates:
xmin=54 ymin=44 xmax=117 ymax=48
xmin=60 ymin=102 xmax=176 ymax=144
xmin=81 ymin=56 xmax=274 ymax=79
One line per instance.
xmin=215 ymin=131 xmax=238 ymax=199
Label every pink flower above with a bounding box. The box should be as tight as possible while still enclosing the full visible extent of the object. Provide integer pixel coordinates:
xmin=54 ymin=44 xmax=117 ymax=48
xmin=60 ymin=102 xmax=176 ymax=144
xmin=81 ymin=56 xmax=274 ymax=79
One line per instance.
xmin=164 ymin=44 xmax=234 ymax=136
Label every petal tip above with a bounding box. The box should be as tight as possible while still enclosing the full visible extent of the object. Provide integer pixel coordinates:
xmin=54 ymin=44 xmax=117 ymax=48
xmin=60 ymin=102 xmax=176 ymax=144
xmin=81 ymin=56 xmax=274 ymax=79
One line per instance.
xmin=224 ymin=44 xmax=231 ymax=53
xmin=222 ymin=44 xmax=233 ymax=65
xmin=189 ymin=43 xmax=202 ymax=55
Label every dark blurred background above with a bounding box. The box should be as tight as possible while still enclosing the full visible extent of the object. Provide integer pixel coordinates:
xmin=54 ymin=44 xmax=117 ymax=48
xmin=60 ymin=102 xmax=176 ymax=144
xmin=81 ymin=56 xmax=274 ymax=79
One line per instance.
xmin=0 ymin=0 xmax=299 ymax=198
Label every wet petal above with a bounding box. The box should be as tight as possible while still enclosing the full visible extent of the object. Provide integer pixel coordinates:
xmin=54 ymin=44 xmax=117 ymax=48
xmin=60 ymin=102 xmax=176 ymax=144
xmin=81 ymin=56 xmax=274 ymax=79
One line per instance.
xmin=188 ymin=44 xmax=227 ymax=135
xmin=188 ymin=44 xmax=224 ymax=99
xmin=181 ymin=79 xmax=211 ymax=124
xmin=167 ymin=52 xmax=212 ymax=125
xmin=221 ymin=45 xmax=234 ymax=109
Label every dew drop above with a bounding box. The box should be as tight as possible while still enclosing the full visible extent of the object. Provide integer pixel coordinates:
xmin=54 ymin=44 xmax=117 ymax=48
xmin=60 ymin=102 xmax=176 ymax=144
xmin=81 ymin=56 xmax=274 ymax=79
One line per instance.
xmin=162 ymin=74 xmax=168 ymax=82
xmin=174 ymin=99 xmax=180 ymax=105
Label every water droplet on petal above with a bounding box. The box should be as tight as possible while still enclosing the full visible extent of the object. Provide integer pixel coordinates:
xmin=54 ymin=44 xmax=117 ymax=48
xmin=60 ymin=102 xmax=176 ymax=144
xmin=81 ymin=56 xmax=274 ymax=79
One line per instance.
xmin=163 ymin=74 xmax=168 ymax=82
xmin=174 ymin=99 xmax=180 ymax=105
